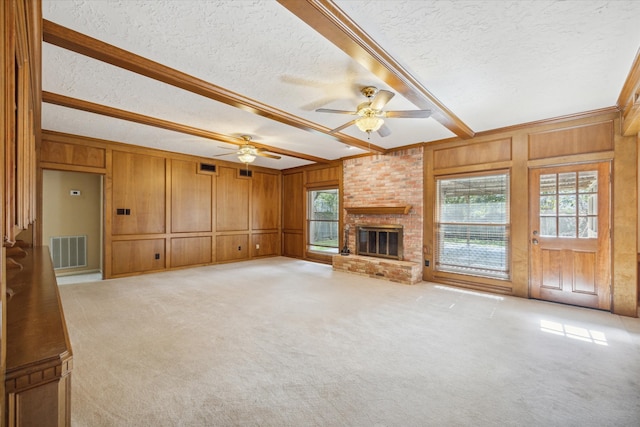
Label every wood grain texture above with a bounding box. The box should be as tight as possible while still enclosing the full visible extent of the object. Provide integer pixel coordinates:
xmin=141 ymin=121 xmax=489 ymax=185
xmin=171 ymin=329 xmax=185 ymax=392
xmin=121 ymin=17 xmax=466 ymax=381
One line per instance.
xmin=171 ymin=236 xmax=212 ymax=267
xmin=216 ymin=166 xmax=249 ymax=232
xmin=433 ymin=138 xmax=511 ymax=170
xmin=528 ymin=121 xmax=614 ymax=159
xmin=344 ymin=206 xmax=411 ymax=215
xmin=112 ymin=151 xmax=166 ymax=235
xmin=111 ymin=239 xmax=165 ymax=275
xmin=171 ymin=159 xmax=212 ymax=233
xmin=216 ymin=234 xmax=249 ymax=262
xmin=40 ymin=139 xmax=105 ymax=168
xmin=5 ymin=247 xmax=72 ymax=427
xmin=251 ymin=233 xmax=279 ymax=257
xmin=251 ymin=171 xmax=279 ymax=231
xmin=282 ymin=172 xmax=304 ymax=231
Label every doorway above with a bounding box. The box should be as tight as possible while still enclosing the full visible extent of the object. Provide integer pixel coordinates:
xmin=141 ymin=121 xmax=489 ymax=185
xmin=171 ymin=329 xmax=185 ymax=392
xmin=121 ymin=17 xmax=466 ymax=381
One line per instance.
xmin=529 ymin=162 xmax=611 ymax=310
xmin=42 ymin=170 xmax=104 ymax=280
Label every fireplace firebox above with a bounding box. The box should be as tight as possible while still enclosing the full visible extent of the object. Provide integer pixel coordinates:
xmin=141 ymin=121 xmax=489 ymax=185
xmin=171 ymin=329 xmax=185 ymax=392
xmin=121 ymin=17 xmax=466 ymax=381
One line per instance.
xmin=356 ymin=225 xmax=403 ymax=260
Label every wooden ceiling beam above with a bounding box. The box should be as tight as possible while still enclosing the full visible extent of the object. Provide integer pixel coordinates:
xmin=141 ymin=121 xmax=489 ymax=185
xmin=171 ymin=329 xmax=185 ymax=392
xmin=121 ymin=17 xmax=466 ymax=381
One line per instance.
xmin=277 ymin=0 xmax=475 ymax=139
xmin=42 ymin=19 xmax=386 ymax=154
xmin=42 ymin=91 xmax=329 ymax=164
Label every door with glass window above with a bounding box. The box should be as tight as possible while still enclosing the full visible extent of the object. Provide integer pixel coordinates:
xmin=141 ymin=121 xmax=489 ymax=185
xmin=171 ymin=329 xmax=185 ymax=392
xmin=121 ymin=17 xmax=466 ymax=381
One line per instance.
xmin=529 ymin=162 xmax=610 ymax=310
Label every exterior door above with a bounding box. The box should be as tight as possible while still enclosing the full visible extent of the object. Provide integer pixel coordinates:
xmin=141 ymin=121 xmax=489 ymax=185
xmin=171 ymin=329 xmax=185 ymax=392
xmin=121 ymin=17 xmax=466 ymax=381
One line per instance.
xmin=529 ymin=162 xmax=610 ymax=310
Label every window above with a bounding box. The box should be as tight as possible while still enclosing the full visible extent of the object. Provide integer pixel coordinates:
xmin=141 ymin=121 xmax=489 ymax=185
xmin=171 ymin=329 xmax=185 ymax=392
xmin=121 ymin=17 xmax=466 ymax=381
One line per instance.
xmin=435 ymin=172 xmax=510 ymax=280
xmin=539 ymin=171 xmax=598 ymax=238
xmin=307 ymin=188 xmax=339 ymax=254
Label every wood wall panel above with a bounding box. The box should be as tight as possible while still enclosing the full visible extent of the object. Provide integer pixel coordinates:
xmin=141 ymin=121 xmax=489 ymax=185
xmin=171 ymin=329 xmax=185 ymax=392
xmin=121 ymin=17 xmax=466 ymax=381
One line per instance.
xmin=171 ymin=159 xmax=212 ymax=233
xmin=40 ymin=139 xmax=105 ymax=168
xmin=112 ymin=151 xmax=166 ymax=235
xmin=283 ymin=232 xmax=304 ymax=258
xmin=282 ymin=172 xmax=304 ymax=230
xmin=112 ymin=239 xmax=165 ymax=275
xmin=216 ymin=234 xmax=249 ymax=262
xmin=306 ymin=164 xmax=340 ymax=184
xmin=171 ymin=236 xmax=212 ymax=267
xmin=433 ymin=138 xmax=511 ymax=170
xmin=216 ymin=166 xmax=249 ymax=232
xmin=252 ymin=233 xmax=279 ymax=257
xmin=252 ymin=171 xmax=279 ymax=230
xmin=528 ymin=121 xmax=613 ymax=159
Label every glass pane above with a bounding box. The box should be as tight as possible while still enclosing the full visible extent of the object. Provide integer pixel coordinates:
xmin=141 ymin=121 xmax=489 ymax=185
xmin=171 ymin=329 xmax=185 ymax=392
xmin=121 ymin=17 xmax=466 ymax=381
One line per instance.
xmin=368 ymin=231 xmax=377 ymax=253
xmin=558 ymin=173 xmax=576 ymax=194
xmin=540 ymin=174 xmax=557 ymax=195
xmin=559 ymin=217 xmax=576 ymax=237
xmin=578 ymin=194 xmax=597 ymax=215
xmin=436 ymin=173 xmax=510 ymax=280
xmin=389 ymin=232 xmax=398 ymax=257
xmin=558 ymin=194 xmax=576 ymax=215
xmin=540 ymin=217 xmax=557 ymax=237
xmin=379 ymin=232 xmax=388 ymax=255
xmin=309 ymin=189 xmax=338 ymax=220
xmin=578 ymin=171 xmax=598 ymax=193
xmin=539 ymin=195 xmax=556 ymax=215
xmin=308 ymin=221 xmax=338 ymax=246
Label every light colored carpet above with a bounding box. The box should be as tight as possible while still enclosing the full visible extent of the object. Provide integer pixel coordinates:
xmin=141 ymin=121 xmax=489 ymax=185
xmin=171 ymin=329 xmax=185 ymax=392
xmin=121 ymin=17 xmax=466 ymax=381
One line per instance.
xmin=58 ymin=257 xmax=640 ymax=426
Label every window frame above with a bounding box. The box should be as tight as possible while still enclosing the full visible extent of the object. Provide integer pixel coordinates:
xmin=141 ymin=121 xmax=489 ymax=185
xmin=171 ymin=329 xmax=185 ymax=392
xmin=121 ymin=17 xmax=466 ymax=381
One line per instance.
xmin=434 ymin=170 xmax=511 ymax=281
xmin=306 ymin=187 xmax=340 ymax=255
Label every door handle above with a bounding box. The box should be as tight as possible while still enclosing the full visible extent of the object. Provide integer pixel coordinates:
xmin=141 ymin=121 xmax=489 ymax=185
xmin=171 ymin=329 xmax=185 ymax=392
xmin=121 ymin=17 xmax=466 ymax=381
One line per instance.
xmin=532 ymin=238 xmax=539 ymax=245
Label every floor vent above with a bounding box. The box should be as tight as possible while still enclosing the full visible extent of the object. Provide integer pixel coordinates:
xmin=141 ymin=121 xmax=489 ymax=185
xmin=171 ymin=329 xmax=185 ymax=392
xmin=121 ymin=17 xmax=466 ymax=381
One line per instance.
xmin=50 ymin=235 xmax=87 ymax=269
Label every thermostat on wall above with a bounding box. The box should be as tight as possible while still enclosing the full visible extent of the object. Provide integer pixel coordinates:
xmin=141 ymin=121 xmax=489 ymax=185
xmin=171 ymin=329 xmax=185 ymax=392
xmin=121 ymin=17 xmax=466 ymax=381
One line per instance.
xmin=70 ymin=190 xmax=81 ymax=196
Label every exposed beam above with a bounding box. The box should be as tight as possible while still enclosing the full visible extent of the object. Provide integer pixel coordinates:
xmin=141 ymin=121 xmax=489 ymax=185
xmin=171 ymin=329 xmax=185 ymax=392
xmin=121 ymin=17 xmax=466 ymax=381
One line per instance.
xmin=277 ymin=0 xmax=475 ymax=139
xmin=616 ymin=48 xmax=640 ymax=136
xmin=42 ymin=19 xmax=386 ymax=154
xmin=42 ymin=91 xmax=329 ymax=164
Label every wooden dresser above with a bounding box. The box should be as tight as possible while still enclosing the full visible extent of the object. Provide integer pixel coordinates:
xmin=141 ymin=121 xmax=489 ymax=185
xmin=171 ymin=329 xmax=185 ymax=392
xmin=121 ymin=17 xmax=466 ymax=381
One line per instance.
xmin=5 ymin=247 xmax=72 ymax=426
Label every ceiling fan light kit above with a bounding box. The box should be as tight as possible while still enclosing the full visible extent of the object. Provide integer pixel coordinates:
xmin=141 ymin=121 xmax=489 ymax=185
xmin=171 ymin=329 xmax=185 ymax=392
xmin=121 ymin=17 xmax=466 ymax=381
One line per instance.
xmin=316 ymin=86 xmax=431 ymax=138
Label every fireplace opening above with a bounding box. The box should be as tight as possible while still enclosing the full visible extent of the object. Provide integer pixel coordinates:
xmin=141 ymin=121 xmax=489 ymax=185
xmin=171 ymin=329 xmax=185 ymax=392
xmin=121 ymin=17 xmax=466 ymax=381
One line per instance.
xmin=356 ymin=225 xmax=403 ymax=260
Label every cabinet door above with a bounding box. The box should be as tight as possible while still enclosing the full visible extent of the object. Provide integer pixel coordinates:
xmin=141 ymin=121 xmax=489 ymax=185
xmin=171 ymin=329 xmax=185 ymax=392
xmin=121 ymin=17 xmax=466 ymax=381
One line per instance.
xmin=112 ymin=151 xmax=165 ymax=235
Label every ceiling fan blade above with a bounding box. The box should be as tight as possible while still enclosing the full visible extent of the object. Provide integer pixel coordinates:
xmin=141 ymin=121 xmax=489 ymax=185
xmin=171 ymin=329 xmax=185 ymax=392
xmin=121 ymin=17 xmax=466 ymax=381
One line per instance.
xmin=384 ymin=110 xmax=432 ymax=118
xmin=213 ymin=152 xmax=236 ymax=157
xmin=329 ymin=119 xmax=357 ymax=134
xmin=377 ymin=124 xmax=392 ymax=137
xmin=316 ymin=108 xmax=357 ymax=115
xmin=217 ymin=146 xmax=237 ymax=151
xmin=257 ymin=152 xmax=281 ymax=159
xmin=370 ymin=90 xmax=395 ymax=110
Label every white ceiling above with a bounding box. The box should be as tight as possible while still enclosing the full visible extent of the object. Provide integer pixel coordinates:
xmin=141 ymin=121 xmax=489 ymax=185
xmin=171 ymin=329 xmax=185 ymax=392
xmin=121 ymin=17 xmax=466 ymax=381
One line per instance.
xmin=41 ymin=1 xmax=640 ymax=170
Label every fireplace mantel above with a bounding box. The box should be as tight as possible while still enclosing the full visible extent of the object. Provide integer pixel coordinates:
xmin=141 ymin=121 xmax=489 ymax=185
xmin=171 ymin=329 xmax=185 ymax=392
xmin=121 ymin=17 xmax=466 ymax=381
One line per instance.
xmin=345 ymin=205 xmax=411 ymax=215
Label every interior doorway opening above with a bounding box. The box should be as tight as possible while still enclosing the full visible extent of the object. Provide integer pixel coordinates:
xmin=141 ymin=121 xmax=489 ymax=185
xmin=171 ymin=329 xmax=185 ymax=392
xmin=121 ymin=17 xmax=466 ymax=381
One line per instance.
xmin=42 ymin=169 xmax=104 ymax=281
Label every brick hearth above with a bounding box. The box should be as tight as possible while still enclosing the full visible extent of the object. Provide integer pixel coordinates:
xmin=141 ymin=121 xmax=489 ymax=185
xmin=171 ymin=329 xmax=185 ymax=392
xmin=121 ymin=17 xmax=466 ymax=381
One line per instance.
xmin=332 ymin=254 xmax=422 ymax=285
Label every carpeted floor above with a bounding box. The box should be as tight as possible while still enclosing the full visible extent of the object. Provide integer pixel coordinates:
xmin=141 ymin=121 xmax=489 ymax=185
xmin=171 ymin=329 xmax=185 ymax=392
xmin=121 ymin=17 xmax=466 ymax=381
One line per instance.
xmin=58 ymin=257 xmax=640 ymax=426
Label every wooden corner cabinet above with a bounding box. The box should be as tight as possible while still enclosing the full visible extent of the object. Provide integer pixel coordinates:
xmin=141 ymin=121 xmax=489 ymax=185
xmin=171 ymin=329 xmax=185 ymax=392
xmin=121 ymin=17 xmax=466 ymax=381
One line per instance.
xmin=5 ymin=247 xmax=72 ymax=427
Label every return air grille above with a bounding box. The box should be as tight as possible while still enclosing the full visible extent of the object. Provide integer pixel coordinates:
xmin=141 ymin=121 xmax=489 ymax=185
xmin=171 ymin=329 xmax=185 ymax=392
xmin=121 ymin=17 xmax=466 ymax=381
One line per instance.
xmin=50 ymin=235 xmax=87 ymax=270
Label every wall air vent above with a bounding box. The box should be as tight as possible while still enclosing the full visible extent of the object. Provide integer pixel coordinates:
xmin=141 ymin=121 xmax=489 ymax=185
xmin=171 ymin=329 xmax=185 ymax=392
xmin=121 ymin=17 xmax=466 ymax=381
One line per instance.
xmin=239 ymin=169 xmax=253 ymax=177
xmin=200 ymin=163 xmax=216 ymax=172
xmin=50 ymin=235 xmax=88 ymax=269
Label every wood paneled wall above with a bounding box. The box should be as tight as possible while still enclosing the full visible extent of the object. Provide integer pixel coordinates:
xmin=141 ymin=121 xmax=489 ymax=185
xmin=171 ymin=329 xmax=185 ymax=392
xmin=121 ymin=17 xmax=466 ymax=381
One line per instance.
xmin=281 ymin=162 xmax=342 ymax=263
xmin=39 ymin=130 xmax=282 ymax=278
xmin=424 ymin=113 xmax=638 ymax=316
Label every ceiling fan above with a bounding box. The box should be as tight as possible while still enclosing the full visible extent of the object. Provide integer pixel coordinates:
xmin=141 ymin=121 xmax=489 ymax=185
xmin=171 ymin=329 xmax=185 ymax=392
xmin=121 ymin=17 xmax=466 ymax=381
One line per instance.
xmin=214 ymin=136 xmax=281 ymax=164
xmin=316 ymin=86 xmax=431 ymax=138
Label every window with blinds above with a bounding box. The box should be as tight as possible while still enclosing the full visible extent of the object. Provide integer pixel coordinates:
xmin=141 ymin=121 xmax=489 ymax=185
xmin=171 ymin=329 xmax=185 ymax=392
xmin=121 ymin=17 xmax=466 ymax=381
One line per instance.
xmin=435 ymin=172 xmax=510 ymax=280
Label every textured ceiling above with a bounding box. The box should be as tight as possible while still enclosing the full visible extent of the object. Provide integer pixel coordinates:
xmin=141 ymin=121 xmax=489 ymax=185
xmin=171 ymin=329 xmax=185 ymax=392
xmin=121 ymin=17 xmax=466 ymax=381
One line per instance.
xmin=41 ymin=0 xmax=640 ymax=169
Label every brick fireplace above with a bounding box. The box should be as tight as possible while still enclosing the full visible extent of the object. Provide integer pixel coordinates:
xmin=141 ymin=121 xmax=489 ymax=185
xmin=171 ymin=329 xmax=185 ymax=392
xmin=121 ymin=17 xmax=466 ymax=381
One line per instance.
xmin=332 ymin=148 xmax=424 ymax=284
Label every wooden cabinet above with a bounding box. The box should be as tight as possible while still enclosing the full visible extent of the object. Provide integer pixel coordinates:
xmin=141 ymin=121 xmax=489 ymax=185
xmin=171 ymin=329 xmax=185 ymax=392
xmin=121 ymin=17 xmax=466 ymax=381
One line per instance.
xmin=112 ymin=151 xmax=166 ymax=235
xmin=111 ymin=239 xmax=165 ymax=275
xmin=5 ymin=248 xmax=72 ymax=427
